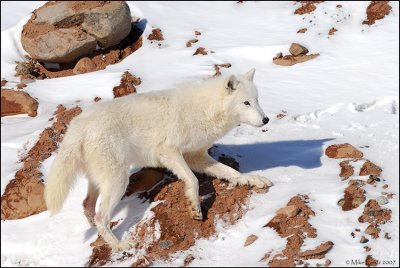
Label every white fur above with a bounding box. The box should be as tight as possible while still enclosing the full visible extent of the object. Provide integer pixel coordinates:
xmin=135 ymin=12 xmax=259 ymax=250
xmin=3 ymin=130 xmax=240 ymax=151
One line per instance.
xmin=44 ymin=69 xmax=272 ymax=250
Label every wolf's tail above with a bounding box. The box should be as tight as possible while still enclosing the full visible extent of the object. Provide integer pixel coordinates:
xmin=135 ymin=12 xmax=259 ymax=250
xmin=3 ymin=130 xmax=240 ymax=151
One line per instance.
xmin=45 ymin=128 xmax=82 ymax=215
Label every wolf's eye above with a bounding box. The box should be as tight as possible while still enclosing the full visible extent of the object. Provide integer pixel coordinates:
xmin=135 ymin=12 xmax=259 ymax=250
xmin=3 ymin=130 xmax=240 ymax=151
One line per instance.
xmin=244 ymin=101 xmax=250 ymax=106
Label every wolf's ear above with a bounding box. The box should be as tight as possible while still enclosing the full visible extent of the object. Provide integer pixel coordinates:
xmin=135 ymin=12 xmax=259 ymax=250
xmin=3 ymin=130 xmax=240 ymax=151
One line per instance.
xmin=243 ymin=68 xmax=255 ymax=81
xmin=226 ymin=75 xmax=239 ymax=92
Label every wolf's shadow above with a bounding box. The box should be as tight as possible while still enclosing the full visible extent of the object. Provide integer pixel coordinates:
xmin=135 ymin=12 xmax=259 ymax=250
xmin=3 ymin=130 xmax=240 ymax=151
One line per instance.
xmin=83 ymin=138 xmax=333 ymax=241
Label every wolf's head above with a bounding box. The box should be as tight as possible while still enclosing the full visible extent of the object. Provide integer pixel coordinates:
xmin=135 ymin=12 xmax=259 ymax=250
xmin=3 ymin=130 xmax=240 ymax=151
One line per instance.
xmin=222 ymin=69 xmax=269 ymax=127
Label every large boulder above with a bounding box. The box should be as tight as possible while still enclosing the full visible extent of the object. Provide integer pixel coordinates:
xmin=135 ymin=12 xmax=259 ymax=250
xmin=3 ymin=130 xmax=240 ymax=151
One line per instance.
xmin=21 ymin=1 xmax=132 ymax=63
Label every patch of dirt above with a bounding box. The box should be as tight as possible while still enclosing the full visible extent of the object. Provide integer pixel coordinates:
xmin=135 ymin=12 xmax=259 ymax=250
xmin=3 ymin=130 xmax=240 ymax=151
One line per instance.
xmin=289 ymin=43 xmax=309 ymax=56
xmin=294 ymin=1 xmax=323 ymax=15
xmin=186 ymin=39 xmax=198 ymax=47
xmin=325 ymin=143 xmax=363 ymax=159
xmin=339 ymin=180 xmax=366 ymax=211
xmin=1 ymin=105 xmax=81 ymax=220
xmin=213 ymin=63 xmax=232 ymax=76
xmin=193 ymin=47 xmax=208 ymax=56
xmin=297 ymin=28 xmax=308 ymax=33
xmin=362 ymin=1 xmax=392 ymax=25
xmin=94 ymin=96 xmax=102 ymax=102
xmin=113 ymin=71 xmax=141 ymax=98
xmin=328 ymin=27 xmax=338 ymax=35
xmin=147 ymin=28 xmax=164 ymax=41
xmin=1 ymin=79 xmax=7 ymax=87
xmin=183 ymin=254 xmax=195 ymax=266
xmin=194 ymin=31 xmax=201 ymax=36
xmin=365 ymin=255 xmax=378 ymax=267
xmin=339 ymin=160 xmax=354 ymax=178
xmin=358 ymin=199 xmax=391 ymax=225
xmin=276 ymin=110 xmax=287 ymax=119
xmin=17 ymin=22 xmax=143 ymax=80
xmin=264 ymin=195 xmax=333 ymax=266
xmin=359 ymin=160 xmax=382 ymax=176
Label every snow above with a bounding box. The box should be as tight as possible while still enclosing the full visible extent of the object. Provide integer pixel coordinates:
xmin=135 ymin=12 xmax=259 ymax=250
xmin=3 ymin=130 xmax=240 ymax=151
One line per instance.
xmin=1 ymin=1 xmax=399 ymax=267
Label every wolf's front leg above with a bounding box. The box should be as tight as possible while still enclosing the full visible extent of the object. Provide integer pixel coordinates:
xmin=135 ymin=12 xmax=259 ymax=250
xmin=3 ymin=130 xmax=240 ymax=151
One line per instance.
xmin=185 ymin=150 xmax=273 ymax=188
xmin=157 ymin=146 xmax=203 ymax=220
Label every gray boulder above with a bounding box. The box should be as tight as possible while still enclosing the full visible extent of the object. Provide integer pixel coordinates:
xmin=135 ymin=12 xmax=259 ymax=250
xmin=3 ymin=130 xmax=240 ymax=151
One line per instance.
xmin=21 ymin=1 xmax=132 ymax=63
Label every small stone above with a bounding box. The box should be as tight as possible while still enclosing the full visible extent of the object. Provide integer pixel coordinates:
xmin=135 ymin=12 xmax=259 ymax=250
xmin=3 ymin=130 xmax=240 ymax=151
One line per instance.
xmin=365 ymin=224 xmax=380 ymax=238
xmin=159 ymin=240 xmax=173 ymax=250
xmin=244 ymin=234 xmax=258 ymax=247
xmin=365 ymin=255 xmax=378 ymax=267
xmin=376 ymin=196 xmax=388 ymax=205
xmin=325 ymin=259 xmax=331 ymax=266
xmin=183 ymin=254 xmax=195 ymax=266
xmin=297 ymin=28 xmax=307 ymax=33
xmin=337 ymin=199 xmax=345 ymax=207
xmin=73 ymin=57 xmax=97 ymax=75
xmin=276 ymin=205 xmax=300 ymax=218
xmin=364 ymin=246 xmax=371 ymax=252
xmin=289 ymin=43 xmax=309 ymax=56
xmin=382 ymin=184 xmax=388 ymax=189
xmin=360 ymin=236 xmax=369 ymax=243
xmin=193 ymin=47 xmax=208 ymax=56
xmin=384 ymin=233 xmax=391 ymax=239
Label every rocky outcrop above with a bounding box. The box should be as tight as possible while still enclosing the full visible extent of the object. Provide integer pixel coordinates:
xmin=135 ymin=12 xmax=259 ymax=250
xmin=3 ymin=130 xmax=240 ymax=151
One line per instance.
xmin=21 ymin=1 xmax=132 ymax=63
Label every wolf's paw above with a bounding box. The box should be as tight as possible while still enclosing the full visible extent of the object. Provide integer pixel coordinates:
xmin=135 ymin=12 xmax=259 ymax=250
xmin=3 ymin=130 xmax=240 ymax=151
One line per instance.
xmin=111 ymin=240 xmax=137 ymax=251
xmin=236 ymin=175 xmax=273 ymax=189
xmin=189 ymin=203 xmax=203 ymax=221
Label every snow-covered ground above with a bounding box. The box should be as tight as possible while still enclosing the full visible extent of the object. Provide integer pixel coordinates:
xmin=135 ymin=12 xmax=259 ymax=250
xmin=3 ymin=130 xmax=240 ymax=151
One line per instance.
xmin=1 ymin=1 xmax=398 ymax=267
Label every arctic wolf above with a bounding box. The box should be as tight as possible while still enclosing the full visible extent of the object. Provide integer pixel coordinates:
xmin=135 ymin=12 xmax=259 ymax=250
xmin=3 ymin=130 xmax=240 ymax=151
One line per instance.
xmin=45 ymin=68 xmax=272 ymax=250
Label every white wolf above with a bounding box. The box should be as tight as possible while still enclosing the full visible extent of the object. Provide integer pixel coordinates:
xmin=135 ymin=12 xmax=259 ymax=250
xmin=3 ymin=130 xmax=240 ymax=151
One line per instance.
xmin=45 ymin=68 xmax=272 ymax=250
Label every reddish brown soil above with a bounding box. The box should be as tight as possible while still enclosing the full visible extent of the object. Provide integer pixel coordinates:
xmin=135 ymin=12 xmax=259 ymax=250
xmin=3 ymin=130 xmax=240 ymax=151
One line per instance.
xmin=328 ymin=27 xmax=338 ymax=35
xmin=186 ymin=39 xmax=198 ymax=47
xmin=340 ymin=180 xmax=366 ymax=211
xmin=325 ymin=143 xmax=363 ymax=159
xmin=18 ymin=23 xmax=142 ymax=80
xmin=1 ymin=105 xmax=81 ymax=220
xmin=358 ymin=199 xmax=391 ymax=225
xmin=193 ymin=47 xmax=208 ymax=56
xmin=147 ymin=28 xmax=164 ymax=41
xmin=1 ymin=79 xmax=7 ymax=87
xmin=294 ymin=1 xmax=323 ymax=15
xmin=264 ymin=195 xmax=333 ymax=266
xmin=113 ymin=71 xmax=141 ymax=98
xmin=362 ymin=1 xmax=392 ymax=25
xmin=339 ymin=160 xmax=354 ymax=178
xmin=125 ymin=168 xmax=165 ymax=196
xmin=359 ymin=160 xmax=382 ymax=176
xmin=214 ymin=63 xmax=232 ymax=76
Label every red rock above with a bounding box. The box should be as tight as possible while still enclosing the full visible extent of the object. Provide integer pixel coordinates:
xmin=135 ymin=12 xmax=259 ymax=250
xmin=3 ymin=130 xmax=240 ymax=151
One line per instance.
xmin=73 ymin=57 xmax=97 ymax=75
xmin=359 ymin=160 xmax=382 ymax=176
xmin=363 ymin=1 xmax=392 ymax=25
xmin=325 ymin=143 xmax=363 ymax=159
xmin=289 ymin=43 xmax=309 ymax=56
xmin=244 ymin=234 xmax=258 ymax=247
xmin=1 ymin=89 xmax=38 ymax=117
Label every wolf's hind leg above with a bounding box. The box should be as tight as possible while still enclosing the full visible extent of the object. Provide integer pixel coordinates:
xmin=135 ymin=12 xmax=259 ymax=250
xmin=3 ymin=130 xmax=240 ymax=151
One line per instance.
xmin=83 ymin=179 xmax=99 ymax=227
xmin=94 ymin=171 xmax=132 ymax=251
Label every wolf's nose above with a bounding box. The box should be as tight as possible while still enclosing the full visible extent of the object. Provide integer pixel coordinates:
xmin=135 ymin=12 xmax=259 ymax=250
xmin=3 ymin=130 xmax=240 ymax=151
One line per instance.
xmin=262 ymin=117 xmax=269 ymax=125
